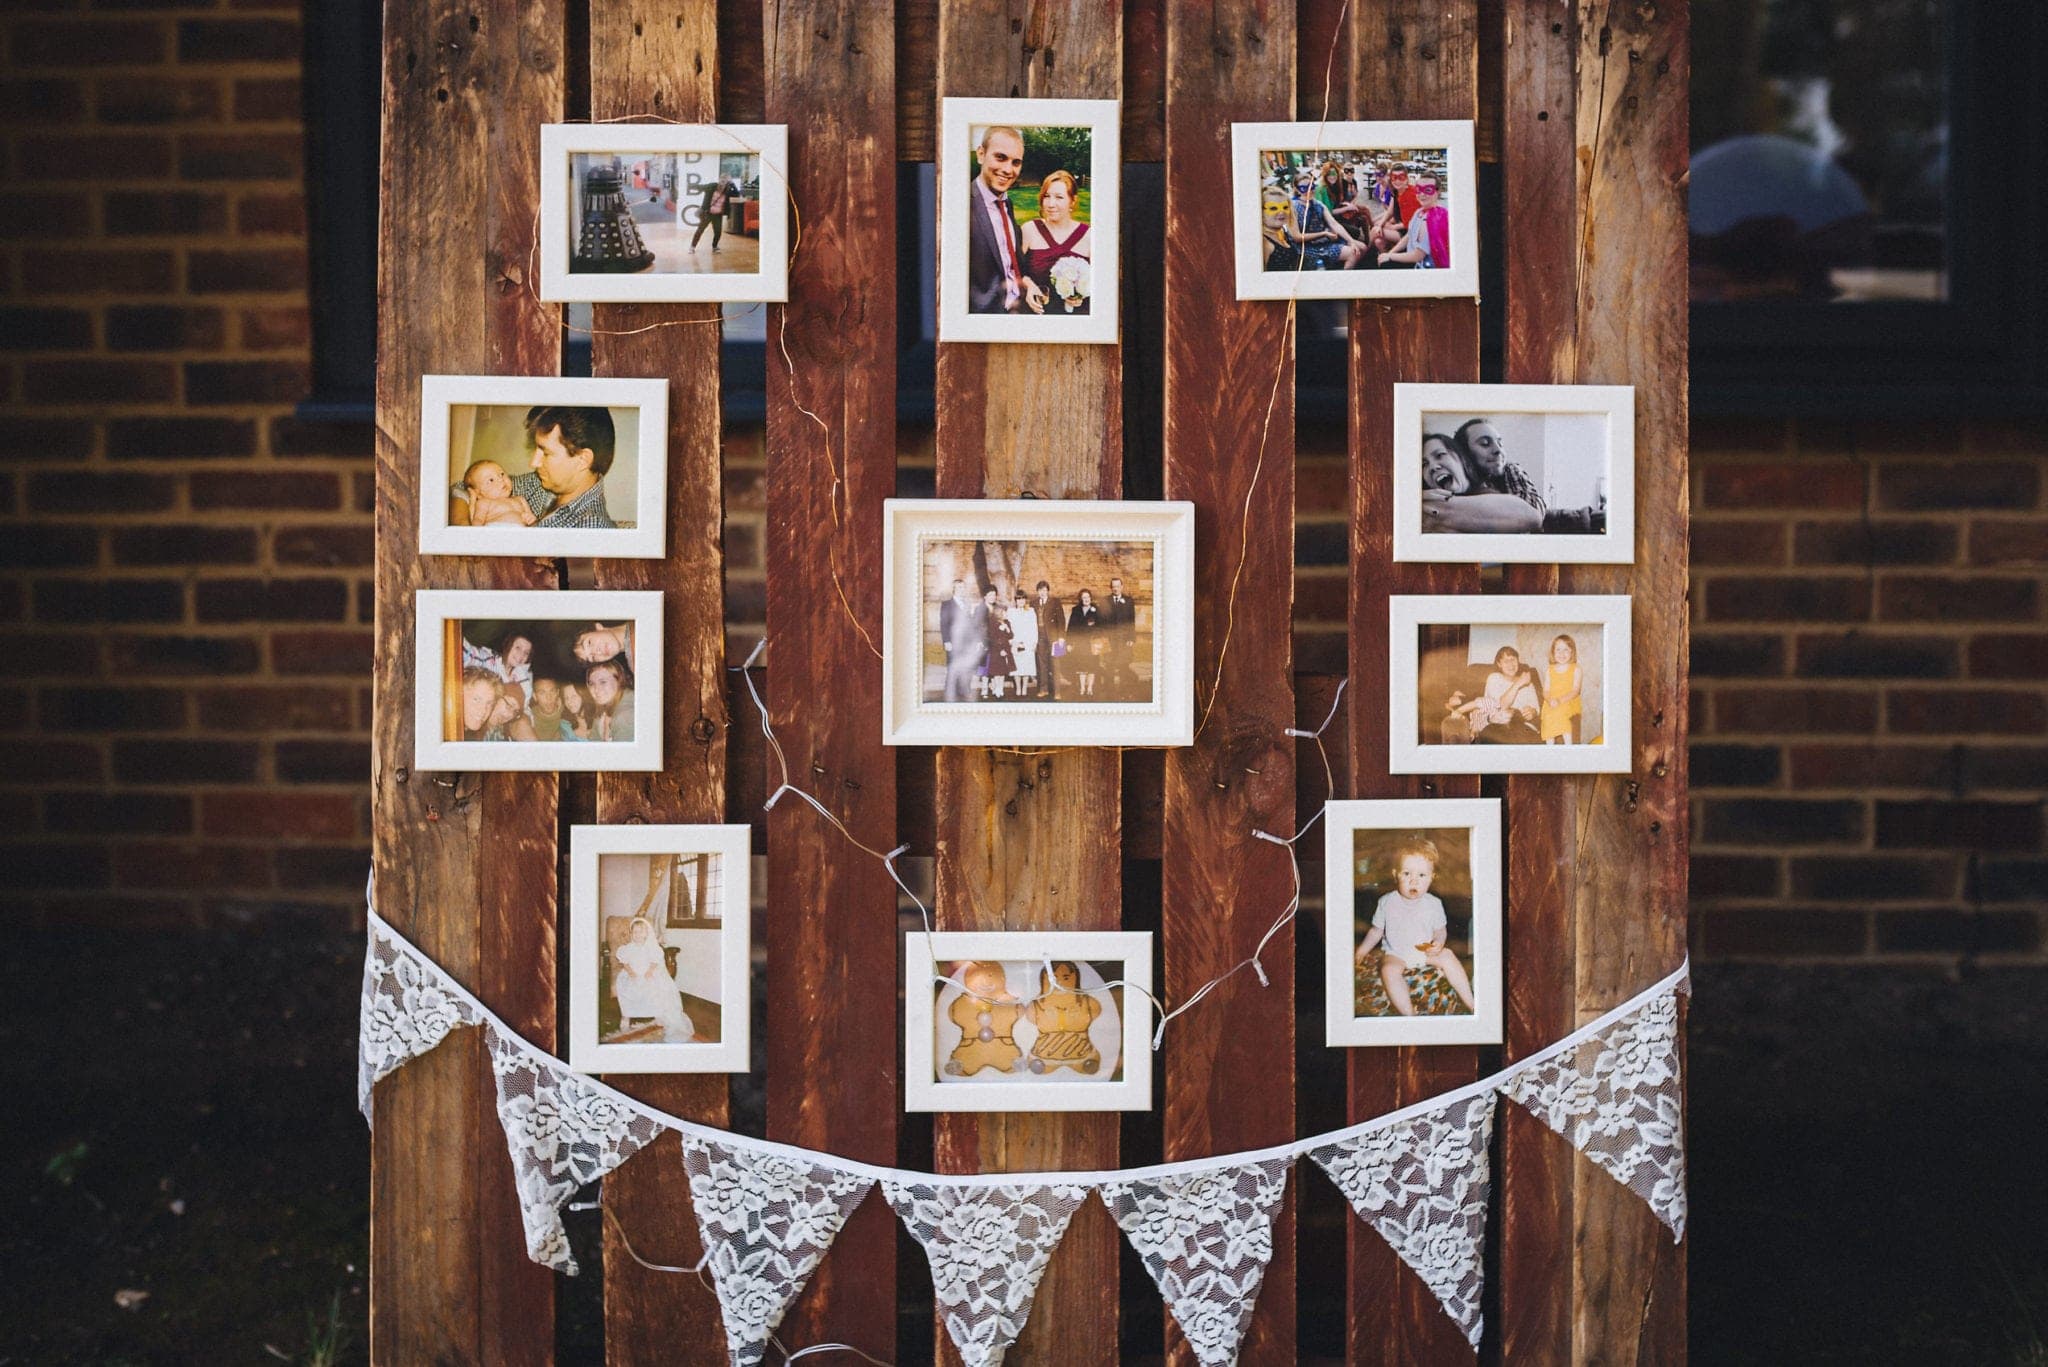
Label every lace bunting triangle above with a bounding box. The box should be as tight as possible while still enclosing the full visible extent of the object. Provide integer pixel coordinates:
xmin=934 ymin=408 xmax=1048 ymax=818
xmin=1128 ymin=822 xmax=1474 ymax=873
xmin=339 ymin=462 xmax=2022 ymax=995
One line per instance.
xmin=881 ymin=1179 xmax=1091 ymax=1367
xmin=681 ymin=1134 xmax=876 ymax=1367
xmin=356 ymin=918 xmax=480 ymax=1121
xmin=1500 ymin=986 xmax=1688 ymax=1237
xmin=1310 ymin=1093 xmax=1496 ymax=1346
xmin=1101 ymin=1156 xmax=1293 ymax=1367
xmin=486 ymin=1026 xmax=666 ymax=1274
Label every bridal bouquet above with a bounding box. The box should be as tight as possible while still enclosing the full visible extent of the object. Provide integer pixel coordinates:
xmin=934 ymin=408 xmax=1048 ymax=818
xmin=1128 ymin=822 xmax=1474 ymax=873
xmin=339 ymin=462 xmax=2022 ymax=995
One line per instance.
xmin=1049 ymin=255 xmax=1091 ymax=308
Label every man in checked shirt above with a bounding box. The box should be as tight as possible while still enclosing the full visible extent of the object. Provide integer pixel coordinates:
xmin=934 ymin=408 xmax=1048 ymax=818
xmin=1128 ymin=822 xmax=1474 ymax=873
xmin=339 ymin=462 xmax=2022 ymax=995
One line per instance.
xmin=453 ymin=406 xmax=620 ymax=531
xmin=1452 ymin=417 xmax=1545 ymax=515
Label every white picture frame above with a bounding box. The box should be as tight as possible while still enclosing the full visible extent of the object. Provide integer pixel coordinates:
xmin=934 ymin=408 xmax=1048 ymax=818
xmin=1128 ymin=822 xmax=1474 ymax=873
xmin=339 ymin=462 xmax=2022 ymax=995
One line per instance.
xmin=538 ymin=122 xmax=790 ymax=303
xmin=1389 ymin=594 xmax=1632 ymax=775
xmin=1391 ymin=383 xmax=1635 ymax=564
xmin=567 ymin=823 xmax=751 ymax=1074
xmin=905 ymin=930 xmax=1154 ymax=1113
xmin=1322 ymin=798 xmax=1504 ymax=1047
xmin=1231 ymin=119 xmax=1479 ymax=301
xmin=412 ymin=588 xmax=664 ymax=772
xmin=417 ymin=375 xmax=670 ymax=559
xmin=881 ymin=498 xmax=1195 ymax=748
xmin=938 ymin=97 xmax=1121 ymax=345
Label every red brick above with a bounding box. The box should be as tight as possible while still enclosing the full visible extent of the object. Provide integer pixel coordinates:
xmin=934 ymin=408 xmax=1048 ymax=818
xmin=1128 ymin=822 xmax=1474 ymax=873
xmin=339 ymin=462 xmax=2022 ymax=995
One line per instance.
xmin=1713 ymin=687 xmax=1878 ymax=735
xmin=237 ymin=305 xmax=308 ymax=349
xmin=20 ymin=248 xmax=175 ymax=294
xmin=1688 ymin=417 xmax=1789 ymax=454
xmin=1789 ymin=855 xmax=1958 ymax=902
xmin=18 ymin=132 xmax=171 ymax=179
xmin=103 ymin=189 xmax=228 ymax=235
xmin=231 ymin=76 xmax=299 ymax=120
xmin=95 ymin=76 xmax=219 ymax=124
xmin=0 ymin=632 xmax=100 ymax=677
xmin=1795 ymin=417 xmax=1954 ymax=455
xmin=0 ymin=306 xmax=93 ymax=351
xmin=14 ymin=845 xmax=114 ymax=892
xmin=34 ymin=579 xmax=182 ymax=624
xmin=202 ymin=792 xmax=356 ymax=841
xmin=1699 ymin=460 xmax=1865 ymax=511
xmin=723 ymin=520 xmax=760 ymax=571
xmin=45 ymin=791 xmax=191 ymax=835
xmin=1691 ymin=520 xmax=1785 ymax=567
xmin=1692 ymin=632 xmax=1786 ymax=678
xmin=274 ymin=844 xmax=371 ymax=891
xmin=27 ymin=470 xmax=177 ymax=514
xmin=105 ymin=304 xmax=225 ymax=351
xmin=0 ymin=193 xmax=90 ymax=239
xmin=1969 ymin=521 xmax=2046 ymax=567
xmin=1690 ymin=742 xmax=1782 ymax=788
xmin=1296 ymin=462 xmax=1347 ymax=514
xmin=1704 ymin=576 xmax=1871 ymax=624
xmin=270 ymin=629 xmax=371 ymax=675
xmin=21 ymin=359 xmax=175 ymax=404
xmin=195 ymin=577 xmax=347 ymax=623
xmin=188 ymin=471 xmax=337 ymax=511
xmin=236 ymin=194 xmax=305 ymax=236
xmin=274 ymin=740 xmax=369 ymax=784
xmin=1701 ymin=797 xmax=1866 ymax=847
xmin=184 ymin=358 xmax=307 ymax=404
xmin=11 ymin=20 xmax=168 ymax=66
xmin=1977 ymin=858 xmax=2048 ymax=903
xmin=1970 ymin=422 xmax=2048 ymax=456
xmin=1704 ymin=907 xmax=1868 ymax=958
xmin=39 ymin=685 xmax=186 ymax=732
xmin=195 ymin=685 xmax=350 ymax=732
xmin=1794 ymin=632 xmax=1958 ymax=680
xmin=111 ymin=738 xmax=261 ymax=784
xmin=1792 ymin=520 xmax=1957 ymax=567
xmin=177 ymin=17 xmax=300 ymax=62
xmin=1876 ymin=460 xmax=2040 ymax=512
xmin=106 ymin=416 xmax=255 ymax=460
xmin=187 ymin=248 xmax=305 ymax=292
xmin=112 ymin=842 xmax=271 ymax=892
xmin=1873 ymin=909 xmax=2041 ymax=956
xmin=0 ymin=78 xmax=89 ymax=123
xmin=1875 ymin=800 xmax=2043 ymax=853
xmin=273 ymin=524 xmax=371 ymax=567
xmin=1688 ymin=853 xmax=1781 ymax=899
xmin=1788 ymin=743 xmax=1962 ymax=791
xmin=1888 ymin=688 xmax=2048 ymax=736
xmin=269 ymin=415 xmax=373 ymax=457
xmin=109 ymin=525 xmax=259 ymax=566
xmin=1962 ymin=746 xmax=2048 ymax=792
xmin=1878 ymin=576 xmax=2038 ymax=623
xmin=724 ymin=576 xmax=766 ymax=624
xmin=3 ymin=527 xmax=99 ymax=570
xmin=1969 ymin=634 xmax=2048 ymax=680
xmin=178 ymin=132 xmax=301 ymax=180
xmin=5 ymin=741 xmax=106 ymax=784
xmin=107 ymin=634 xmax=260 ymax=676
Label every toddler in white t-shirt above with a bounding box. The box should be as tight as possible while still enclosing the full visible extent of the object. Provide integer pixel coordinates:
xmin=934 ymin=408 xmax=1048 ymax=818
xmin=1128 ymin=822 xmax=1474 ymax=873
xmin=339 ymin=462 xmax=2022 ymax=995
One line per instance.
xmin=1354 ymin=838 xmax=1477 ymax=1016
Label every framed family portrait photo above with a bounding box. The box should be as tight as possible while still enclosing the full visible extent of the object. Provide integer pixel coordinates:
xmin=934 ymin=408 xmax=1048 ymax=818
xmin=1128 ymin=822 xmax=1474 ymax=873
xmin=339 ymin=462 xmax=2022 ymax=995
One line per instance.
xmin=938 ymin=96 xmax=1120 ymax=345
xmin=567 ymin=824 xmax=751 ymax=1074
xmin=881 ymin=498 xmax=1195 ymax=748
xmin=1322 ymin=799 xmax=1503 ymax=1047
xmin=412 ymin=588 xmax=663 ymax=772
xmin=538 ymin=122 xmax=789 ymax=303
xmin=1390 ymin=594 xmax=1633 ymax=775
xmin=1392 ymin=383 xmax=1635 ymax=564
xmin=417 ymin=375 xmax=668 ymax=559
xmin=904 ymin=931 xmax=1153 ymax=1113
xmin=1231 ymin=119 xmax=1478 ymax=301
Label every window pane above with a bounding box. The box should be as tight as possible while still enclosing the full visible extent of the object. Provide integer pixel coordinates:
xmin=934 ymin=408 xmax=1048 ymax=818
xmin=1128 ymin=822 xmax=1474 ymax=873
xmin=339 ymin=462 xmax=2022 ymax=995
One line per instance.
xmin=1692 ymin=0 xmax=1948 ymax=304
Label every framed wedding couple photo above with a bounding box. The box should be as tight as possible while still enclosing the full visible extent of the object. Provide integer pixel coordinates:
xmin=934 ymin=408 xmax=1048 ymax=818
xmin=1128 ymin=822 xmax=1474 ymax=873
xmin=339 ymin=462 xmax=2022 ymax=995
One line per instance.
xmin=904 ymin=930 xmax=1154 ymax=1113
xmin=1392 ymin=383 xmax=1635 ymax=564
xmin=567 ymin=824 xmax=751 ymax=1074
xmin=880 ymin=499 xmax=1195 ymax=748
xmin=416 ymin=375 xmax=668 ymax=559
xmin=1390 ymin=594 xmax=1632 ymax=775
xmin=937 ymin=96 xmax=1120 ymax=345
xmin=412 ymin=589 xmax=663 ymax=772
xmin=537 ymin=122 xmax=790 ymax=303
xmin=1230 ymin=119 xmax=1478 ymax=301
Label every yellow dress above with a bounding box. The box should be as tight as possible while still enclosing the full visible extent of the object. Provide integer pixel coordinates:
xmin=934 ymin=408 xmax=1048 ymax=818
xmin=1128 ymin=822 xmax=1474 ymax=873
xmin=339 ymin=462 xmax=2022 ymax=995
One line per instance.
xmin=1541 ymin=663 xmax=1581 ymax=741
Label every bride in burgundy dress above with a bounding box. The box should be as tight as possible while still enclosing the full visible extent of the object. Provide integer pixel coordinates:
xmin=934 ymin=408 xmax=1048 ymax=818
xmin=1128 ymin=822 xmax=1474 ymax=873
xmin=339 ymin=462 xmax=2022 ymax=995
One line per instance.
xmin=1020 ymin=169 xmax=1092 ymax=315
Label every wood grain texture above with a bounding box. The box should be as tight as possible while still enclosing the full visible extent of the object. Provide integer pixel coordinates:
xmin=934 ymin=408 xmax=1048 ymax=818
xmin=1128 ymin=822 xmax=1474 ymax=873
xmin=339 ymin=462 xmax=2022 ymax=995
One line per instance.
xmin=369 ymin=4 xmax=564 ymax=1364
xmin=586 ymin=5 xmax=732 ymax=1362
xmin=931 ymin=6 xmax=1123 ymax=1363
xmin=1161 ymin=7 xmax=1298 ymax=1364
xmin=761 ymin=1 xmax=900 ymax=1356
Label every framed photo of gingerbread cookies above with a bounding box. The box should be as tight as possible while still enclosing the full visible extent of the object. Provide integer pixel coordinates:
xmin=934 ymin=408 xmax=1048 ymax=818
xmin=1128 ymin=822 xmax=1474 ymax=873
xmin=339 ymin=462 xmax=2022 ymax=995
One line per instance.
xmin=903 ymin=930 xmax=1153 ymax=1113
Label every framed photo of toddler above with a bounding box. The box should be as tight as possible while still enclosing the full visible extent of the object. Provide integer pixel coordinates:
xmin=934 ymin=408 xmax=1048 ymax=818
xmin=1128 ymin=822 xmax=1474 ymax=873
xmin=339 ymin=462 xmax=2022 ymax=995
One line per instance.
xmin=1389 ymin=594 xmax=1633 ymax=775
xmin=412 ymin=588 xmax=664 ymax=772
xmin=1322 ymin=799 xmax=1503 ymax=1047
xmin=904 ymin=930 xmax=1154 ymax=1113
xmin=417 ymin=375 xmax=669 ymax=559
xmin=881 ymin=498 xmax=1196 ymax=748
xmin=537 ymin=122 xmax=790 ymax=303
xmin=1391 ymin=383 xmax=1635 ymax=565
xmin=1231 ymin=119 xmax=1478 ymax=301
xmin=567 ymin=823 xmax=751 ymax=1074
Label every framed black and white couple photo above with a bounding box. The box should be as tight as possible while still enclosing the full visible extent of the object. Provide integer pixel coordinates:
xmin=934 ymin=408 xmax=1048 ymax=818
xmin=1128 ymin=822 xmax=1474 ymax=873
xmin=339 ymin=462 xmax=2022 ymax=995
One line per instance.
xmin=881 ymin=499 xmax=1194 ymax=747
xmin=938 ymin=97 xmax=1120 ymax=345
xmin=1392 ymin=383 xmax=1635 ymax=564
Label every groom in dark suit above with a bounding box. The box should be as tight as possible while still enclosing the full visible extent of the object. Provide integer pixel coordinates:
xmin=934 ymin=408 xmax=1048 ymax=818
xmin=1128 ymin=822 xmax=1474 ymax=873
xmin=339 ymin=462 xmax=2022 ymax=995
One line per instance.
xmin=967 ymin=125 xmax=1045 ymax=315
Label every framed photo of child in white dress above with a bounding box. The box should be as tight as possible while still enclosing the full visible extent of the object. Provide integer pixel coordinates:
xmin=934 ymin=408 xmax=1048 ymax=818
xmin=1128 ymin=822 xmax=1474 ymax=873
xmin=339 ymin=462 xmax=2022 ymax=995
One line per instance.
xmin=1322 ymin=799 xmax=1503 ymax=1047
xmin=567 ymin=823 xmax=751 ymax=1074
xmin=904 ymin=930 xmax=1153 ymax=1113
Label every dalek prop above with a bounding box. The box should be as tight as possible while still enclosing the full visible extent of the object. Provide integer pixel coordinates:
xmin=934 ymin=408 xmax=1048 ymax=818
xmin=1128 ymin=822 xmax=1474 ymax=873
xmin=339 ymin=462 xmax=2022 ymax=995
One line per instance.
xmin=571 ymin=163 xmax=655 ymax=273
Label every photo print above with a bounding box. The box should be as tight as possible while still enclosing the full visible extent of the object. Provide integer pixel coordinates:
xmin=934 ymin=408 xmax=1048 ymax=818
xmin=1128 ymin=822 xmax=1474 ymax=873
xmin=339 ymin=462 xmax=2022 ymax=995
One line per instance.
xmin=1322 ymin=799 xmax=1503 ymax=1047
xmin=904 ymin=931 xmax=1154 ymax=1112
xmin=938 ymin=97 xmax=1121 ymax=344
xmin=1232 ymin=120 xmax=1478 ymax=300
xmin=1392 ymin=383 xmax=1635 ymax=564
xmin=568 ymin=824 xmax=750 ymax=1074
xmin=412 ymin=589 xmax=663 ymax=772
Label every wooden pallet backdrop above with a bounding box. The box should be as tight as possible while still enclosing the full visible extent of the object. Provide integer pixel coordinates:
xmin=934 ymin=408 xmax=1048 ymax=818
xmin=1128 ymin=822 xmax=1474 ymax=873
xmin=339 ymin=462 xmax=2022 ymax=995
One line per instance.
xmin=369 ymin=1 xmax=1689 ymax=1362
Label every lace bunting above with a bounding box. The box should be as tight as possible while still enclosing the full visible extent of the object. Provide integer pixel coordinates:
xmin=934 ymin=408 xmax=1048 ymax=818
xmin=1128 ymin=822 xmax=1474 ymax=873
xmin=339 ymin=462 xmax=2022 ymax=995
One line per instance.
xmin=680 ymin=1134 xmax=876 ymax=1367
xmin=356 ymin=918 xmax=480 ymax=1120
xmin=1101 ymin=1157 xmax=1293 ymax=1367
xmin=882 ymin=1180 xmax=1091 ymax=1367
xmin=1310 ymin=1093 xmax=1496 ymax=1346
xmin=1500 ymin=988 xmax=1688 ymax=1237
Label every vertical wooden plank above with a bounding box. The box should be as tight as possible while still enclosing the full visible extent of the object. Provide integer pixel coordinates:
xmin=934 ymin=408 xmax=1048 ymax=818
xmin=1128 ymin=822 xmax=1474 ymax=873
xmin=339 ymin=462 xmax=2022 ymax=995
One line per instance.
xmin=930 ymin=5 xmax=1123 ymax=1363
xmin=1342 ymin=4 xmax=1483 ymax=1364
xmin=585 ymin=5 xmax=732 ymax=1363
xmin=1160 ymin=8 xmax=1298 ymax=1365
xmin=762 ymin=1 xmax=899 ymax=1356
xmin=369 ymin=3 xmax=564 ymax=1364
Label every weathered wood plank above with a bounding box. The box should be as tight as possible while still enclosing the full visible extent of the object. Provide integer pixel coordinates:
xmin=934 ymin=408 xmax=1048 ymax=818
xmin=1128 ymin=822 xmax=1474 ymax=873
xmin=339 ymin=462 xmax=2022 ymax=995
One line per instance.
xmin=587 ymin=5 xmax=731 ymax=1362
xmin=369 ymin=3 xmax=564 ymax=1364
xmin=762 ymin=2 xmax=900 ymax=1356
xmin=930 ymin=5 xmax=1124 ymax=1363
xmin=1161 ymin=6 xmax=1298 ymax=1364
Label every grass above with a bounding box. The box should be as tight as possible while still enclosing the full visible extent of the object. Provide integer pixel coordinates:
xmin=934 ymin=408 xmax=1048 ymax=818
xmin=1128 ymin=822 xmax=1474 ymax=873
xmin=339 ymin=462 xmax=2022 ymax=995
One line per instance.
xmin=1001 ymin=183 xmax=1091 ymax=225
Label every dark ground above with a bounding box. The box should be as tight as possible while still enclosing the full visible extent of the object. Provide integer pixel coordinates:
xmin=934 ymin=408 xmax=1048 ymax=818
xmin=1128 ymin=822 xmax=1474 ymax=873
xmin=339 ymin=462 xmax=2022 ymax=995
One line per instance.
xmin=2 ymin=927 xmax=2044 ymax=1364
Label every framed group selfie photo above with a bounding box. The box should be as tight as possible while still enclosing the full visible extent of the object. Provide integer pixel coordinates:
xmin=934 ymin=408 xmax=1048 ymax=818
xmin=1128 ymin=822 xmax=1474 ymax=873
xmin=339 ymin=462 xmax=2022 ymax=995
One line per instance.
xmin=1322 ymin=798 xmax=1503 ymax=1047
xmin=904 ymin=930 xmax=1154 ymax=1113
xmin=881 ymin=499 xmax=1195 ymax=747
xmin=537 ymin=122 xmax=790 ymax=303
xmin=416 ymin=375 xmax=669 ymax=559
xmin=937 ymin=96 xmax=1120 ymax=345
xmin=412 ymin=588 xmax=663 ymax=772
xmin=566 ymin=823 xmax=751 ymax=1074
xmin=1231 ymin=118 xmax=1478 ymax=301
xmin=1389 ymin=594 xmax=1633 ymax=774
xmin=1392 ymin=383 xmax=1636 ymax=564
